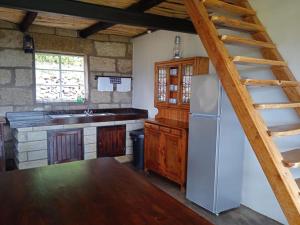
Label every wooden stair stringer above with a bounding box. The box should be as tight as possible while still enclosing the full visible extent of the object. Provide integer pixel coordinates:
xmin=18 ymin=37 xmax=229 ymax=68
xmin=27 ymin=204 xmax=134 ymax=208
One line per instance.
xmin=183 ymin=1 xmax=300 ymax=224
xmin=239 ymin=1 xmax=300 ymax=117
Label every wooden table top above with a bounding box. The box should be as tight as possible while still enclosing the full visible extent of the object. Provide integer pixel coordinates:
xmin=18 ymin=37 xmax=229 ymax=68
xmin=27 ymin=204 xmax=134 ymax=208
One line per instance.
xmin=0 ymin=158 xmax=211 ymax=225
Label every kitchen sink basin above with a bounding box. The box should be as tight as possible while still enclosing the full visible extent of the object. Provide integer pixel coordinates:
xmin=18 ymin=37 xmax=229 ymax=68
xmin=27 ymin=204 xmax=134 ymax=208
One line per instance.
xmin=49 ymin=114 xmax=72 ymax=119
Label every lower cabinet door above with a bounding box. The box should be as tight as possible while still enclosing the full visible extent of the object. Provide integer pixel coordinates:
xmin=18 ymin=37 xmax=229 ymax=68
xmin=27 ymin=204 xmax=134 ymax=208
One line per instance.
xmin=144 ymin=127 xmax=161 ymax=172
xmin=97 ymin=125 xmax=126 ymax=157
xmin=48 ymin=129 xmax=84 ymax=165
xmin=161 ymin=132 xmax=182 ymax=182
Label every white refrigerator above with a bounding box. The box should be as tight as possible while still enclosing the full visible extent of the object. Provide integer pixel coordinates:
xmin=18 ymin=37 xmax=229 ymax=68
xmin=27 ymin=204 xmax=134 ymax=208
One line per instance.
xmin=186 ymin=74 xmax=245 ymax=215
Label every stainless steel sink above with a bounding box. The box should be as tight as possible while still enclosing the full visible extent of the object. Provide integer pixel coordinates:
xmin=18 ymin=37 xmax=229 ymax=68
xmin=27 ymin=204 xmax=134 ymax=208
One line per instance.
xmin=49 ymin=114 xmax=72 ymax=119
xmin=49 ymin=112 xmax=116 ymax=119
xmin=92 ymin=113 xmax=115 ymax=116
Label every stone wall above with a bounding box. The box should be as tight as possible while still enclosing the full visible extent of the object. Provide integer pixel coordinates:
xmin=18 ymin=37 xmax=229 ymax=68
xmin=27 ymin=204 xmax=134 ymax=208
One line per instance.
xmin=0 ymin=20 xmax=133 ymax=159
xmin=13 ymin=119 xmax=144 ymax=170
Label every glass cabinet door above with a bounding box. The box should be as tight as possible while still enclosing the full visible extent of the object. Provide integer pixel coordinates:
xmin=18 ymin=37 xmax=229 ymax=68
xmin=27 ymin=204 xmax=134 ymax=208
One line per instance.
xmin=181 ymin=64 xmax=193 ymax=104
xmin=168 ymin=66 xmax=179 ymax=105
xmin=157 ymin=67 xmax=167 ymax=103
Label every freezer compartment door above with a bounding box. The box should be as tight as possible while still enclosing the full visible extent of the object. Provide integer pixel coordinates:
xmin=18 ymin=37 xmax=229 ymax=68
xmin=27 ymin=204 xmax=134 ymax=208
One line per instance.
xmin=186 ymin=115 xmax=219 ymax=213
xmin=190 ymin=74 xmax=221 ymax=116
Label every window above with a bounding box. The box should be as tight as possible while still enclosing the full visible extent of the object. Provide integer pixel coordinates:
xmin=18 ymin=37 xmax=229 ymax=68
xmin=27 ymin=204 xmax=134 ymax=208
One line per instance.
xmin=35 ymin=53 xmax=86 ymax=102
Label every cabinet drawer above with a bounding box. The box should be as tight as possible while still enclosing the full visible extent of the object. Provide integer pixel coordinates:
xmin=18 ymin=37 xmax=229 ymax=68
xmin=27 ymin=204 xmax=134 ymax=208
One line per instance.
xmin=160 ymin=126 xmax=171 ymax=133
xmin=145 ymin=123 xmax=159 ymax=131
xmin=171 ymin=128 xmax=181 ymax=136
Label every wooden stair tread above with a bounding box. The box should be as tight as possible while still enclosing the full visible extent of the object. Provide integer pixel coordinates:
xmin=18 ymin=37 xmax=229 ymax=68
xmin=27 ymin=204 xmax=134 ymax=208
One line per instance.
xmin=231 ymin=56 xmax=287 ymax=66
xmin=220 ymin=35 xmax=275 ymax=48
xmin=282 ymin=149 xmax=300 ymax=168
xmin=241 ymin=79 xmax=300 ymax=87
xmin=211 ymin=15 xmax=264 ymax=32
xmin=268 ymin=124 xmax=300 ymax=137
xmin=254 ymin=102 xmax=300 ymax=110
xmin=203 ymin=0 xmax=256 ymax=16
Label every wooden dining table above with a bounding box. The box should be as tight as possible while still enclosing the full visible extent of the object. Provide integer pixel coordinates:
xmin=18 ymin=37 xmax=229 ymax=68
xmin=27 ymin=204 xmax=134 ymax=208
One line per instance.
xmin=0 ymin=158 xmax=212 ymax=225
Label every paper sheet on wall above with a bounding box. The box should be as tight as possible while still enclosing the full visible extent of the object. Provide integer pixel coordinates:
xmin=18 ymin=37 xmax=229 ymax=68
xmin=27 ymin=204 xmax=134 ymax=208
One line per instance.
xmin=97 ymin=77 xmax=114 ymax=92
xmin=116 ymin=78 xmax=131 ymax=92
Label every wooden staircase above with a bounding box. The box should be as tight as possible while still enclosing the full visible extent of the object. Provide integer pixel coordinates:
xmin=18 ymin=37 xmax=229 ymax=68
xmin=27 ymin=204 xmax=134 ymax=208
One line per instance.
xmin=184 ymin=0 xmax=300 ymax=224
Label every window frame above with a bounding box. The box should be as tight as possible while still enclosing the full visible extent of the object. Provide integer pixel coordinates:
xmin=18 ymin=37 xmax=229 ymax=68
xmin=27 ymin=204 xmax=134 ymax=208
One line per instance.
xmin=34 ymin=51 xmax=88 ymax=103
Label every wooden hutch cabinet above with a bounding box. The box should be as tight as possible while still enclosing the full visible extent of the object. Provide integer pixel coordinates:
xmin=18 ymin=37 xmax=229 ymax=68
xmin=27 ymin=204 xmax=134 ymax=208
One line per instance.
xmin=145 ymin=57 xmax=209 ymax=190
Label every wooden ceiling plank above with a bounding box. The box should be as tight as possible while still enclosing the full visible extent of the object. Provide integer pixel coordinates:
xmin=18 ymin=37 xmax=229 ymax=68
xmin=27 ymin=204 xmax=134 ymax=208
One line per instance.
xmin=80 ymin=0 xmax=166 ymax=38
xmin=0 ymin=0 xmax=195 ymax=35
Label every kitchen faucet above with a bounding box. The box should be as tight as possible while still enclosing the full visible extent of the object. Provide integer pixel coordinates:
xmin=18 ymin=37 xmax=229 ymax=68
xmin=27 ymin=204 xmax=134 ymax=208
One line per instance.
xmin=84 ymin=104 xmax=93 ymax=116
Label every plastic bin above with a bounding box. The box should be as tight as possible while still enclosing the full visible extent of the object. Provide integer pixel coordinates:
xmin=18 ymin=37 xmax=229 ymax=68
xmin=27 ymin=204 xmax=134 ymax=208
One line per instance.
xmin=129 ymin=129 xmax=144 ymax=170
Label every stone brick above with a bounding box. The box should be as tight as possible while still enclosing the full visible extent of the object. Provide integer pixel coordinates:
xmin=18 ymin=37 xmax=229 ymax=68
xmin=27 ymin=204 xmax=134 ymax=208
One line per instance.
xmin=0 ymin=88 xmax=33 ymax=105
xmin=63 ymin=124 xmax=86 ymax=129
xmin=89 ymin=121 xmax=115 ymax=127
xmin=56 ymin=28 xmax=78 ymax=37
xmin=27 ymin=150 xmax=47 ymax=161
xmin=127 ymin=43 xmax=133 ymax=57
xmin=120 ymin=103 xmax=132 ymax=108
xmin=89 ymin=72 xmax=98 ymax=88
xmin=84 ymin=127 xmax=96 ymax=136
xmin=84 ymin=135 xmax=96 ymax=144
xmin=109 ymin=35 xmax=130 ymax=43
xmin=90 ymin=89 xmax=111 ymax=104
xmin=14 ymin=131 xmax=27 ymax=142
xmin=0 ymin=106 xmax=13 ymax=116
xmin=117 ymin=59 xmax=132 ymax=74
xmin=32 ymin=33 xmax=94 ymax=55
xmin=17 ymin=127 xmax=33 ymax=132
xmin=89 ymin=56 xmax=116 ymax=72
xmin=0 ymin=29 xmax=23 ymax=48
xmin=0 ymin=69 xmax=12 ymax=85
xmin=32 ymin=125 xmax=64 ymax=131
xmin=84 ymin=152 xmax=97 ymax=160
xmin=27 ymin=131 xmax=47 ymax=141
xmin=16 ymin=140 xmax=47 ymax=152
xmin=0 ymin=49 xmax=32 ymax=67
xmin=18 ymin=159 xmax=48 ymax=170
xmin=84 ymin=143 xmax=97 ymax=153
xmin=126 ymin=147 xmax=133 ymax=155
xmin=87 ymin=34 xmax=109 ymax=42
xmin=95 ymin=42 xmax=126 ymax=57
xmin=16 ymin=151 xmax=27 ymax=162
xmin=0 ymin=21 xmax=18 ymax=29
xmin=29 ymin=25 xmax=56 ymax=35
xmin=15 ymin=69 xmax=33 ymax=87
xmin=98 ymin=104 xmax=119 ymax=109
xmin=112 ymin=91 xmax=132 ymax=104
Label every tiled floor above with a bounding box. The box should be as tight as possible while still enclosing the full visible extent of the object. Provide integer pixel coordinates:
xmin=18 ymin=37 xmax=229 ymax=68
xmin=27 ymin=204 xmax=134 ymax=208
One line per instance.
xmin=126 ymin=164 xmax=282 ymax=225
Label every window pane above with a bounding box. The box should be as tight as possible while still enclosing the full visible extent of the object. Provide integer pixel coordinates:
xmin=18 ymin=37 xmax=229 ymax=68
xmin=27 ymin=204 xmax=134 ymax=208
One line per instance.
xmin=61 ymin=55 xmax=84 ymax=71
xmin=35 ymin=53 xmax=60 ymax=70
xmin=61 ymin=71 xmax=85 ymax=85
xmin=36 ymin=70 xmax=60 ymax=85
xmin=36 ymin=86 xmax=60 ymax=102
xmin=61 ymin=86 xmax=85 ymax=101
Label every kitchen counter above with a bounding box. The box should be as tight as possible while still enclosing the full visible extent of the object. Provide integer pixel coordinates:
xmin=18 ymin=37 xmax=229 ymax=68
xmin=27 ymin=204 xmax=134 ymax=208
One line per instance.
xmin=146 ymin=118 xmax=189 ymax=130
xmin=8 ymin=108 xmax=147 ymax=170
xmin=6 ymin=108 xmax=148 ymax=128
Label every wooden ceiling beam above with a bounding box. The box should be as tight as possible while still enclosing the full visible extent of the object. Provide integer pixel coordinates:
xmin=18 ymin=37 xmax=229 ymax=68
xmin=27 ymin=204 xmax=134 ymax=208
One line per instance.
xmin=80 ymin=0 xmax=165 ymax=38
xmin=19 ymin=11 xmax=38 ymax=32
xmin=0 ymin=0 xmax=195 ymax=34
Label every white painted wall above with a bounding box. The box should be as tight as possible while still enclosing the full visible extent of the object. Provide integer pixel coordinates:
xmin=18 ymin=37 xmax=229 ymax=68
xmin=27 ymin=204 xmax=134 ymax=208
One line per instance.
xmin=132 ymin=31 xmax=207 ymax=118
xmin=132 ymin=1 xmax=300 ymax=224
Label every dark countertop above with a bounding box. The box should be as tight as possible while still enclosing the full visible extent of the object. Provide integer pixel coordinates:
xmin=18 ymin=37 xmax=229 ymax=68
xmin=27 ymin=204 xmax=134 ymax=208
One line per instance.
xmin=0 ymin=158 xmax=212 ymax=225
xmin=6 ymin=108 xmax=148 ymax=128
